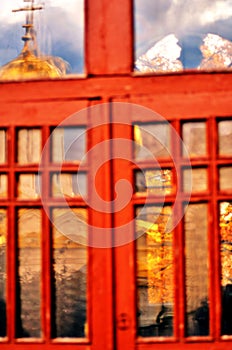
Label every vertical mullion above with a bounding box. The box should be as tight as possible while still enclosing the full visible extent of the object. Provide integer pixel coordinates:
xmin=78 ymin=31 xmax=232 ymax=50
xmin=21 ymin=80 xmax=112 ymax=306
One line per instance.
xmin=7 ymin=126 xmax=16 ymax=341
xmin=41 ymin=126 xmax=52 ymax=342
xmin=171 ymin=120 xmax=185 ymax=340
xmin=209 ymin=116 xmax=221 ymax=339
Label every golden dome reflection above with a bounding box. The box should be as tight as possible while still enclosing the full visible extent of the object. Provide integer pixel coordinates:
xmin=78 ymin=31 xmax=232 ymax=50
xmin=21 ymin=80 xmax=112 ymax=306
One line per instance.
xmin=0 ymin=1 xmax=68 ymax=81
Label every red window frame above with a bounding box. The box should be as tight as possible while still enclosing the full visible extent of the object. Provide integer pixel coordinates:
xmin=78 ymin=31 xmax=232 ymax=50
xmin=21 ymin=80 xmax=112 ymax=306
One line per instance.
xmin=0 ymin=0 xmax=231 ymax=349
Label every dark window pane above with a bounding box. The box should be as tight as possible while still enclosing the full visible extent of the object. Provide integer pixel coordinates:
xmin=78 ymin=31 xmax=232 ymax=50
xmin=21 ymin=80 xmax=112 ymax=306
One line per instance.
xmin=220 ymin=202 xmax=232 ymax=335
xmin=17 ymin=209 xmax=42 ymax=338
xmin=185 ymin=204 xmax=209 ymax=336
xmin=52 ymin=208 xmax=87 ymax=338
xmin=0 ymin=209 xmax=7 ymax=337
xmin=0 ymin=1 xmax=84 ymax=79
xmin=136 ymin=205 xmax=174 ymax=337
xmin=134 ymin=0 xmax=232 ymax=72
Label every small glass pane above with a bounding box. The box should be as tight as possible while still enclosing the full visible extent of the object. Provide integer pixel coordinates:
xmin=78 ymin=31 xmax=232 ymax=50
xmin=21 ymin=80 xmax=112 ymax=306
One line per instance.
xmin=134 ymin=0 xmax=232 ymax=72
xmin=220 ymin=202 xmax=232 ymax=335
xmin=17 ymin=174 xmax=40 ymax=199
xmin=219 ymin=167 xmax=232 ymax=191
xmin=218 ymin=121 xmax=232 ymax=155
xmin=135 ymin=169 xmax=173 ymax=195
xmin=51 ymin=127 xmax=86 ymax=163
xmin=185 ymin=204 xmax=209 ymax=336
xmin=52 ymin=208 xmax=87 ymax=338
xmin=0 ymin=175 xmax=7 ymax=198
xmin=0 ymin=1 xmax=84 ymax=80
xmin=17 ymin=209 xmax=41 ymax=338
xmin=52 ymin=173 xmax=87 ymax=198
xmin=0 ymin=130 xmax=7 ymax=164
xmin=134 ymin=124 xmax=171 ymax=160
xmin=136 ymin=205 xmax=174 ymax=337
xmin=0 ymin=209 xmax=7 ymax=337
xmin=182 ymin=122 xmax=207 ymax=157
xmin=183 ymin=168 xmax=207 ymax=193
xmin=17 ymin=129 xmax=41 ymax=164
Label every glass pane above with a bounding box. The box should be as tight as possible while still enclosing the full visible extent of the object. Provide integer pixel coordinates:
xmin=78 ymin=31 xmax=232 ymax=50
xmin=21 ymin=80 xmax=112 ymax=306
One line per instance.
xmin=17 ymin=129 xmax=41 ymax=164
xmin=0 ymin=130 xmax=6 ymax=164
xmin=52 ymin=208 xmax=87 ymax=338
xmin=185 ymin=204 xmax=209 ymax=336
xmin=183 ymin=168 xmax=207 ymax=192
xmin=220 ymin=202 xmax=232 ymax=335
xmin=17 ymin=174 xmax=40 ymax=199
xmin=136 ymin=205 xmax=174 ymax=337
xmin=17 ymin=209 xmax=41 ymax=338
xmin=52 ymin=173 xmax=87 ymax=198
xmin=219 ymin=167 xmax=232 ymax=191
xmin=135 ymin=169 xmax=173 ymax=195
xmin=0 ymin=175 xmax=7 ymax=198
xmin=0 ymin=1 xmax=84 ymax=80
xmin=134 ymin=0 xmax=232 ymax=72
xmin=218 ymin=121 xmax=232 ymax=155
xmin=51 ymin=127 xmax=86 ymax=163
xmin=0 ymin=209 xmax=7 ymax=337
xmin=134 ymin=124 xmax=171 ymax=160
xmin=182 ymin=122 xmax=207 ymax=157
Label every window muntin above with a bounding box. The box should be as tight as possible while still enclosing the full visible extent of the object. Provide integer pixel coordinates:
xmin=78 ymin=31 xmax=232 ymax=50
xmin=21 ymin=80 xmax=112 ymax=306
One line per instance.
xmin=134 ymin=0 xmax=232 ymax=73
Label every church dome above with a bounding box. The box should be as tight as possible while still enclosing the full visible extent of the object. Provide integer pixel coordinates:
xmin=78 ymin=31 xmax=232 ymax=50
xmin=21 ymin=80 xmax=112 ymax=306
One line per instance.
xmin=0 ymin=49 xmax=63 ymax=81
xmin=0 ymin=1 xmax=68 ymax=81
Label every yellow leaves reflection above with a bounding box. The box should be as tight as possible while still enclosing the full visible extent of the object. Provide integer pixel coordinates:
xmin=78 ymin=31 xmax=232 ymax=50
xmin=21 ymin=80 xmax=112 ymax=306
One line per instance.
xmin=220 ymin=202 xmax=232 ymax=286
xmin=137 ymin=206 xmax=174 ymax=304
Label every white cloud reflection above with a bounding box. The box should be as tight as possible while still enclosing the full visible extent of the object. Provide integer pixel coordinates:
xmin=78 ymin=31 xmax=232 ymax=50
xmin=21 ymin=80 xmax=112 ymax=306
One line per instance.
xmin=135 ymin=0 xmax=232 ymax=69
xmin=0 ymin=0 xmax=84 ymax=73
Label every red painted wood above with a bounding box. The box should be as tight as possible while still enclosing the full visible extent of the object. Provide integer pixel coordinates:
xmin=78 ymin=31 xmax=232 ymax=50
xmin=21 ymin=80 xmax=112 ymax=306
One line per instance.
xmin=85 ymin=0 xmax=133 ymax=74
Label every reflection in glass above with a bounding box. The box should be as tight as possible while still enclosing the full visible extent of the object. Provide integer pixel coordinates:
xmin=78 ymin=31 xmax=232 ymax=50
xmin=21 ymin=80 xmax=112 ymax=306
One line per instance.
xmin=136 ymin=206 xmax=174 ymax=337
xmin=183 ymin=168 xmax=207 ymax=193
xmin=17 ymin=209 xmax=41 ymax=338
xmin=219 ymin=167 xmax=232 ymax=191
xmin=134 ymin=124 xmax=171 ymax=160
xmin=0 ymin=130 xmax=6 ymax=164
xmin=185 ymin=204 xmax=209 ymax=336
xmin=134 ymin=0 xmax=232 ymax=71
xmin=52 ymin=208 xmax=87 ymax=338
xmin=17 ymin=129 xmax=41 ymax=164
xmin=18 ymin=174 xmax=40 ymax=199
xmin=0 ymin=175 xmax=7 ymax=198
xmin=0 ymin=209 xmax=7 ymax=337
xmin=135 ymin=169 xmax=173 ymax=195
xmin=0 ymin=1 xmax=84 ymax=76
xmin=52 ymin=127 xmax=86 ymax=163
xmin=218 ymin=121 xmax=232 ymax=155
xmin=52 ymin=173 xmax=87 ymax=198
xmin=220 ymin=202 xmax=232 ymax=335
xmin=182 ymin=122 xmax=207 ymax=157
